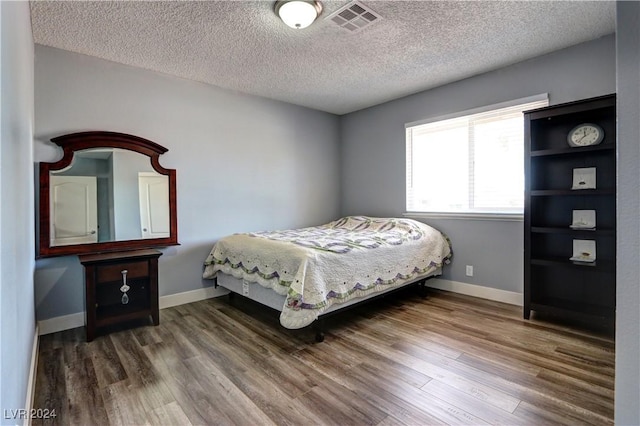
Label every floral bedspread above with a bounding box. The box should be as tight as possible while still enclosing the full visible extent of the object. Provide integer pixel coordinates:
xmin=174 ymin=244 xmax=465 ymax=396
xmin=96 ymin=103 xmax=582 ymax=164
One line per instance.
xmin=203 ymin=216 xmax=452 ymax=329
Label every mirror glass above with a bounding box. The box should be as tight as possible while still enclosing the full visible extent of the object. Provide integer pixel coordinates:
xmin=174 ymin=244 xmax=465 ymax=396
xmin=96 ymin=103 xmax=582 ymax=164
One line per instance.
xmin=49 ymin=148 xmax=170 ymax=247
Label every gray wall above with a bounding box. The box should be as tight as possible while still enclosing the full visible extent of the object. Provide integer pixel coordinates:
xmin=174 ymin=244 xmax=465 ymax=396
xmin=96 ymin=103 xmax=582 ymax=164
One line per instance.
xmin=340 ymin=35 xmax=616 ymax=294
xmin=615 ymin=2 xmax=640 ymax=424
xmin=0 ymin=1 xmax=35 ymax=421
xmin=34 ymin=45 xmax=341 ymax=320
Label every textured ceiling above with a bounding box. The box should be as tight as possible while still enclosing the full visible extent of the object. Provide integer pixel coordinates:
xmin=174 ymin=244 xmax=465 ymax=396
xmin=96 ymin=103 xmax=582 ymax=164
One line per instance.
xmin=30 ymin=1 xmax=615 ymax=115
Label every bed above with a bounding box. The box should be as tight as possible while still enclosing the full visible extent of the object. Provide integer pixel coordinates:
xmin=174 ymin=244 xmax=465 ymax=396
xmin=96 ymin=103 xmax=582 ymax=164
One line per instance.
xmin=203 ymin=216 xmax=452 ymax=341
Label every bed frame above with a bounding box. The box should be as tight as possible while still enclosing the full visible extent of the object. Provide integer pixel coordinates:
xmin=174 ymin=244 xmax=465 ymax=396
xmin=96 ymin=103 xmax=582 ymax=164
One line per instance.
xmin=215 ymin=270 xmax=440 ymax=342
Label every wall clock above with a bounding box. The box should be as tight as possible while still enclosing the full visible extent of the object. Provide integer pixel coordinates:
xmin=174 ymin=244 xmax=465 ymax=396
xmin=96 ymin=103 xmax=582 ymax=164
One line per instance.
xmin=567 ymin=123 xmax=604 ymax=147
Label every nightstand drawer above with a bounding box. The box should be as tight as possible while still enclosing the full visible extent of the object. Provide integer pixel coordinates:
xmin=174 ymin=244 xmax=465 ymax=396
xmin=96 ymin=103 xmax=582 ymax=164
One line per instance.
xmin=96 ymin=279 xmax=149 ymax=307
xmin=96 ymin=261 xmax=149 ymax=283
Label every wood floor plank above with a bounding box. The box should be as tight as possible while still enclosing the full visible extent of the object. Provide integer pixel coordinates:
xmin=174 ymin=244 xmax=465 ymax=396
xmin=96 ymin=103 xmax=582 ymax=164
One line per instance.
xmin=416 ymin=314 xmax=614 ymax=388
xmin=64 ymin=357 xmax=110 ymax=426
xmin=176 ymin=318 xmax=316 ymax=425
xmin=214 ymin=300 xmax=306 ymax=352
xmin=299 ymin=345 xmax=478 ymax=426
xmin=32 ymin=348 xmax=68 ymax=426
xmin=421 ymin=378 xmax=526 ymax=425
xmin=109 ymin=331 xmax=176 ymax=412
xmin=183 ymin=355 xmax=289 ymax=426
xmin=34 ymin=288 xmax=615 ymax=425
xmin=142 ymin=341 xmax=218 ymax=425
xmin=354 ymin=363 xmax=490 ymax=426
xmin=391 ymin=340 xmax=524 ymax=411
xmin=100 ymin=380 xmax=149 ymax=426
xmin=536 ymin=367 xmax=614 ymax=400
xmin=422 ymin=290 xmax=613 ymax=348
xmin=188 ymin=319 xmax=319 ymax=401
xmin=147 ymin=401 xmax=193 ymax=426
xmin=532 ymin=369 xmax=614 ymax=418
xmin=376 ymin=415 xmax=409 ymax=426
xmin=340 ymin=361 xmax=447 ymax=425
xmin=320 ymin=336 xmax=433 ymax=388
xmin=86 ymin=334 xmax=128 ymax=388
xmin=513 ymin=399 xmax=613 ymax=426
xmin=295 ymin=382 xmax=389 ymax=425
xmin=444 ymin=350 xmax=614 ymax=424
xmin=366 ymin=316 xmax=464 ymax=359
xmin=428 ymin=333 xmax=543 ymax=377
xmin=132 ymin=325 xmax=164 ymax=347
xmin=291 ymin=338 xmax=451 ymax=426
xmin=335 ymin=324 xmax=522 ymax=413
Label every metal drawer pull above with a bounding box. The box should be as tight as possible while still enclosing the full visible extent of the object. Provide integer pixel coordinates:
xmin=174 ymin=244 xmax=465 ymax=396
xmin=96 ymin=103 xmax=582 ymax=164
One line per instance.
xmin=120 ymin=270 xmax=130 ymax=305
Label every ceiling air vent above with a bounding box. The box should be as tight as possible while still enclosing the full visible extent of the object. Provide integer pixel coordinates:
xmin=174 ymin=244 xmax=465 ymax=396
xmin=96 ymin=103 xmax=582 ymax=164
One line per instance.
xmin=326 ymin=1 xmax=381 ymax=33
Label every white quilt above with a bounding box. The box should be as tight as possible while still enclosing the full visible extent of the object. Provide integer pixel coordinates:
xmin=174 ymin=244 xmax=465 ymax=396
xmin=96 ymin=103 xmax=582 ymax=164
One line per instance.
xmin=203 ymin=216 xmax=452 ymax=329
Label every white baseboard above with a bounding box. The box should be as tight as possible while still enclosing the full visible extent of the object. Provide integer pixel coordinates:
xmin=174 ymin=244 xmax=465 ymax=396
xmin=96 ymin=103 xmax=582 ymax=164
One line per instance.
xmin=38 ymin=312 xmax=85 ymax=336
xmin=38 ymin=286 xmax=219 ymax=335
xmin=427 ymin=278 xmax=523 ymax=306
xmin=158 ymin=286 xmax=219 ymax=309
xmin=24 ymin=325 xmax=39 ymax=426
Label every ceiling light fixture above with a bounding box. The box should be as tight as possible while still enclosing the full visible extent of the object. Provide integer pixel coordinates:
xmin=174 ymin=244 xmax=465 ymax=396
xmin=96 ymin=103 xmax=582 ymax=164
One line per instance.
xmin=275 ymin=1 xmax=323 ymax=29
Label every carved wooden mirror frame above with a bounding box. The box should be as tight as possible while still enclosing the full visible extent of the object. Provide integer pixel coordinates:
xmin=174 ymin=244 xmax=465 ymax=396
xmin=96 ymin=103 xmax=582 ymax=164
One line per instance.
xmin=39 ymin=131 xmax=178 ymax=257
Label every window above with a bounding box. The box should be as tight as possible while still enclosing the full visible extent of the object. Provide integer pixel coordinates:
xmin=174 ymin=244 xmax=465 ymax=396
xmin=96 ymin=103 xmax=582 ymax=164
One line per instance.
xmin=406 ymin=95 xmax=548 ymax=216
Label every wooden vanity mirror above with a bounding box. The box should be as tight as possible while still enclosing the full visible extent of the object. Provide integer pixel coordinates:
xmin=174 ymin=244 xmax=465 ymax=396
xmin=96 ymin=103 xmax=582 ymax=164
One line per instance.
xmin=38 ymin=131 xmax=178 ymax=257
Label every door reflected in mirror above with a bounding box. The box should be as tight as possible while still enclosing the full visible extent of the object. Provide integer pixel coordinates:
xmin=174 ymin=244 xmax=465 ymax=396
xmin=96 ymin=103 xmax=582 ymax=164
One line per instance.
xmin=50 ymin=148 xmax=170 ymax=247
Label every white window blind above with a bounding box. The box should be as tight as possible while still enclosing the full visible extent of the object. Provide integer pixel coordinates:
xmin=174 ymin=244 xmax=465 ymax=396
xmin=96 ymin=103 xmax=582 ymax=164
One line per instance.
xmin=406 ymin=96 xmax=548 ymax=215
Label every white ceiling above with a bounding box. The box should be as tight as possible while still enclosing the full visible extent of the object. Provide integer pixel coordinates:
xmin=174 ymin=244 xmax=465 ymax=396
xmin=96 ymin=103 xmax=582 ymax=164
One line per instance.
xmin=30 ymin=1 xmax=615 ymax=115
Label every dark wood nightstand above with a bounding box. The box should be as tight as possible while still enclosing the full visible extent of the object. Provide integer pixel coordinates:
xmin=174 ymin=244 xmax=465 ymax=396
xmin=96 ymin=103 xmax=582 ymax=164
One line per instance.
xmin=79 ymin=249 xmax=162 ymax=341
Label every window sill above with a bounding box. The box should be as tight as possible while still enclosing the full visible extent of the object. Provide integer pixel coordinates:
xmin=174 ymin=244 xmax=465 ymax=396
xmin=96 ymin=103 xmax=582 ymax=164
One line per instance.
xmin=403 ymin=212 xmax=524 ymax=222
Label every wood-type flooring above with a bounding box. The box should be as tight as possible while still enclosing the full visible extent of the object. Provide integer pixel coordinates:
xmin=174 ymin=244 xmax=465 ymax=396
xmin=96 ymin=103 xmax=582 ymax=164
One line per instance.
xmin=34 ymin=288 xmax=615 ymax=425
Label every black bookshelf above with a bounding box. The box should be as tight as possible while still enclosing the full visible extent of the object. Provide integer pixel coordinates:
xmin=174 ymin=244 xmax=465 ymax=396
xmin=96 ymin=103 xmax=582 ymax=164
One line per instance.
xmin=524 ymin=94 xmax=616 ymax=330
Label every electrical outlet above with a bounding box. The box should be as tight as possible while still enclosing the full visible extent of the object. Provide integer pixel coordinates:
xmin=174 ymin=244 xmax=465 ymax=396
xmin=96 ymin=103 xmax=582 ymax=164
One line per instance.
xmin=465 ymin=265 xmax=474 ymax=277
